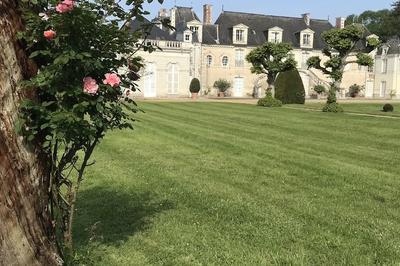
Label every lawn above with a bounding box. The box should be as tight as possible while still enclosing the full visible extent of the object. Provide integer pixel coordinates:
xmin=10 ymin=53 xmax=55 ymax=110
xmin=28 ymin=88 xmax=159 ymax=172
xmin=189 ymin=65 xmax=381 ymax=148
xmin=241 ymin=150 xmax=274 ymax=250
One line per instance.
xmin=290 ymin=102 xmax=400 ymax=117
xmin=74 ymin=102 xmax=400 ymax=265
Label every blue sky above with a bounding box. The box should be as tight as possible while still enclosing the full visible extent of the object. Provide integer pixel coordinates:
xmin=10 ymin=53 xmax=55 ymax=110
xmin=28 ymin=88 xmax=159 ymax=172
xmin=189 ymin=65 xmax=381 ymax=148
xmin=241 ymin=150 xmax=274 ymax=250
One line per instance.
xmin=143 ymin=0 xmax=394 ymax=24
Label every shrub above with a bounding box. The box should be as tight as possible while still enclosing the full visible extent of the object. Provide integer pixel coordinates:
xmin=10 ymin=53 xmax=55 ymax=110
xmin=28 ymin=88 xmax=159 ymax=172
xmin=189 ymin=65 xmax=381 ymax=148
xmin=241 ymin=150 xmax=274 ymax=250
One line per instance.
xmin=257 ymin=92 xmax=282 ymax=107
xmin=313 ymin=85 xmax=326 ymax=95
xmin=213 ymin=79 xmax=231 ymax=92
xmin=322 ymin=102 xmax=344 ymax=113
xmin=383 ymin=103 xmax=394 ymax=112
xmin=348 ymin=84 xmax=363 ymax=98
xmin=189 ymin=78 xmax=201 ymax=93
xmin=275 ymin=69 xmax=305 ymax=104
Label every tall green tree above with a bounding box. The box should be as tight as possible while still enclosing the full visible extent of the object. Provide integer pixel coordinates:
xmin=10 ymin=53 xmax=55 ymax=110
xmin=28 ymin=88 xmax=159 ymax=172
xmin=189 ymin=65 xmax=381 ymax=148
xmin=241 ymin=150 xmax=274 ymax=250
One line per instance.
xmin=345 ymin=10 xmax=392 ymax=41
xmin=246 ymin=42 xmax=297 ymax=96
xmin=307 ymin=24 xmax=379 ymax=112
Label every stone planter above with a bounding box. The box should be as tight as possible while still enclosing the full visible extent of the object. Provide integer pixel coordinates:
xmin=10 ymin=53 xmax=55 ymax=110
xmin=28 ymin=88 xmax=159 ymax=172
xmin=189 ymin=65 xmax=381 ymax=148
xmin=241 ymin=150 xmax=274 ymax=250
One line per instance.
xmin=191 ymin=92 xmax=198 ymax=99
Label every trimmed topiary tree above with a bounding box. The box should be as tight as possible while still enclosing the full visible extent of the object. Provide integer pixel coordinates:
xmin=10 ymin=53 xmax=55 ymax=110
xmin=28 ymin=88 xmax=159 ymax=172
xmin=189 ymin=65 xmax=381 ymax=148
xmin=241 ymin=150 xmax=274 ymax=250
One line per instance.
xmin=275 ymin=69 xmax=305 ymax=104
xmin=189 ymin=78 xmax=201 ymax=93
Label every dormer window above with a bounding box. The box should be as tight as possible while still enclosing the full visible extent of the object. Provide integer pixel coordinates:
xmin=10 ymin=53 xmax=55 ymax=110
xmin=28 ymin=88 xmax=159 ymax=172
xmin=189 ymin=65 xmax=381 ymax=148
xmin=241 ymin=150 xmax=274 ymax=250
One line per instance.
xmin=303 ymin=34 xmax=311 ymax=46
xmin=236 ymin=29 xmax=244 ymax=42
xmin=300 ymin=29 xmax=315 ymax=48
xmin=185 ymin=34 xmax=190 ymax=41
xmin=190 ymin=26 xmax=199 ymax=33
xmin=382 ymin=46 xmax=389 ymax=56
xmin=268 ymin=27 xmax=283 ymax=43
xmin=233 ymin=24 xmax=249 ymax=45
xmin=272 ymin=32 xmax=280 ymax=43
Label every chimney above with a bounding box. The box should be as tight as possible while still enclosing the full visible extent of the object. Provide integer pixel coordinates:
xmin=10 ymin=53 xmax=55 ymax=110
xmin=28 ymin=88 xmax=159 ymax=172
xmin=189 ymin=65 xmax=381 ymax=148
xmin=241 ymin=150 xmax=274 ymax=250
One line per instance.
xmin=336 ymin=17 xmax=346 ymax=29
xmin=302 ymin=13 xmax=311 ymax=27
xmin=158 ymin=8 xmax=168 ymax=18
xmin=170 ymin=7 xmax=176 ymax=31
xmin=203 ymin=4 xmax=212 ymax=25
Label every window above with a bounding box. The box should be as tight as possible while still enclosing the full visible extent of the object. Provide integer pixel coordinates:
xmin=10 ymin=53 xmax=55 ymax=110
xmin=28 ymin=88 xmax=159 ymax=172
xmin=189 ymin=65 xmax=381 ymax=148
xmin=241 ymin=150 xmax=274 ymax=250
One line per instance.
xmin=206 ymin=55 xmax=213 ymax=66
xmin=236 ymin=29 xmax=244 ymax=42
xmin=190 ymin=26 xmax=199 ymax=33
xmin=185 ymin=34 xmax=190 ymax=41
xmin=368 ymin=65 xmax=374 ymax=72
xmin=235 ymin=49 xmax=245 ymax=67
xmin=167 ymin=63 xmax=179 ymax=94
xmin=303 ymin=34 xmax=311 ymax=46
xmin=382 ymin=47 xmax=389 ymax=56
xmin=381 ymin=59 xmax=388 ymax=73
xmin=143 ymin=63 xmax=156 ymax=97
xmin=272 ymin=32 xmax=280 ymax=43
xmin=380 ymin=81 xmax=387 ymax=97
xmin=222 ymin=56 xmax=229 ymax=67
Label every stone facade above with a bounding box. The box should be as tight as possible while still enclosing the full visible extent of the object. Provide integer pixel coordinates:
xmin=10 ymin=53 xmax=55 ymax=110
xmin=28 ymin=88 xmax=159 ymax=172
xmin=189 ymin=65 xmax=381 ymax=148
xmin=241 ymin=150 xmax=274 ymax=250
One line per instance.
xmin=131 ymin=6 xmax=377 ymax=99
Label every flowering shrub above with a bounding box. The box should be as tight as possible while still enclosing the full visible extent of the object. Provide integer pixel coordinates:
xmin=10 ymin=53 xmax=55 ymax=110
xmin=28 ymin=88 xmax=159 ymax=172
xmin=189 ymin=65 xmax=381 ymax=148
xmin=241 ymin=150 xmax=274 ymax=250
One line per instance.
xmin=18 ymin=0 xmax=168 ymax=260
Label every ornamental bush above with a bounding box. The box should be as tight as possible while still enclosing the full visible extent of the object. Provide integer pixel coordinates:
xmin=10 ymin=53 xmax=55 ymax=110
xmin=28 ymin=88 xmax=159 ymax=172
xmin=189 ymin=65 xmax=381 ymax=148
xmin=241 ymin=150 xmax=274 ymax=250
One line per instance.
xmin=18 ymin=0 xmax=167 ymax=259
xmin=257 ymin=92 xmax=282 ymax=107
xmin=213 ymin=79 xmax=231 ymax=92
xmin=349 ymin=84 xmax=363 ymax=97
xmin=322 ymin=102 xmax=344 ymax=113
xmin=190 ymin=78 xmax=201 ymax=93
xmin=383 ymin=103 xmax=394 ymax=112
xmin=275 ymin=69 xmax=305 ymax=104
xmin=313 ymin=85 xmax=326 ymax=95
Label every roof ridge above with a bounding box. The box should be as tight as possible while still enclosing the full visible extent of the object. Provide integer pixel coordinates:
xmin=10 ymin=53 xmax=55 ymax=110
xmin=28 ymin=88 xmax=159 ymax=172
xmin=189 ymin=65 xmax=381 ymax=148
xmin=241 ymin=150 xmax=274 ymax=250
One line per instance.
xmin=221 ymin=10 xmax=330 ymax=22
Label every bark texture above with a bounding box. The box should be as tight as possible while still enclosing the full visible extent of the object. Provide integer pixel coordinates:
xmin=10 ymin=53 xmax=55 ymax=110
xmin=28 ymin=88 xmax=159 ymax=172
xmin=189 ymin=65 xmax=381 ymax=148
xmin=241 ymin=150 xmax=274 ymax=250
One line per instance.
xmin=0 ymin=1 xmax=60 ymax=265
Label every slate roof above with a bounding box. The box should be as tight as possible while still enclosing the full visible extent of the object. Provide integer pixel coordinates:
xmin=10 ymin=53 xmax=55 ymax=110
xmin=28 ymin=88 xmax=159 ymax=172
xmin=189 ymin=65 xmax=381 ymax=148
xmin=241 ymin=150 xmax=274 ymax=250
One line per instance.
xmin=174 ymin=6 xmax=200 ymax=23
xmin=129 ymin=17 xmax=175 ymax=41
xmin=377 ymin=37 xmax=400 ymax=55
xmin=209 ymin=11 xmax=333 ymax=49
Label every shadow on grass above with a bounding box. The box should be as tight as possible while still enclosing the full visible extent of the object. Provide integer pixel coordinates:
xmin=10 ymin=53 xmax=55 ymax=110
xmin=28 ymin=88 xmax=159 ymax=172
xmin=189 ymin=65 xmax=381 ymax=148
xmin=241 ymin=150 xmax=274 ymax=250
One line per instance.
xmin=73 ymin=186 xmax=174 ymax=249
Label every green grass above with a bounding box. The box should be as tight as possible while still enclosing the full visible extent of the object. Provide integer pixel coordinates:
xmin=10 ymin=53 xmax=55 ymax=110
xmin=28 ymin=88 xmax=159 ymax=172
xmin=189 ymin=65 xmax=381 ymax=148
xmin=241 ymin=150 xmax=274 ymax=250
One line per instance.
xmin=74 ymin=102 xmax=400 ymax=265
xmin=290 ymin=102 xmax=400 ymax=117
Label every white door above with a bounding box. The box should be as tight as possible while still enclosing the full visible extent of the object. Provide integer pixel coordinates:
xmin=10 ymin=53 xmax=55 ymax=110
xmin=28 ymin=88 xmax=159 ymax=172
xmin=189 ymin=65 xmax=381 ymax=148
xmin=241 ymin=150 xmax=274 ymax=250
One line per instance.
xmin=380 ymin=81 xmax=387 ymax=97
xmin=365 ymin=80 xmax=374 ymax=98
xmin=144 ymin=63 xmax=156 ymax=97
xmin=234 ymin=77 xmax=244 ymax=97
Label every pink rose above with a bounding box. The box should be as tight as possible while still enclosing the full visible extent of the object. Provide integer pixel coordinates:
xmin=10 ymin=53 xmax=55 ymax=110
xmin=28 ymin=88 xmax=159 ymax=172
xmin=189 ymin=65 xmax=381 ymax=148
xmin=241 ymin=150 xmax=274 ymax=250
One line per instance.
xmin=103 ymin=73 xmax=121 ymax=87
xmin=43 ymin=30 xmax=56 ymax=40
xmin=56 ymin=0 xmax=75 ymax=13
xmin=83 ymin=77 xmax=99 ymax=95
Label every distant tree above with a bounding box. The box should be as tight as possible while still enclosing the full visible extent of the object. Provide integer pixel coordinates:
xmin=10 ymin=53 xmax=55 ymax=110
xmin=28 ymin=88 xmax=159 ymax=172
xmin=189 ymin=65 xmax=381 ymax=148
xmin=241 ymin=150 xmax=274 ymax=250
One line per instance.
xmin=246 ymin=42 xmax=297 ymax=96
xmin=307 ymin=24 xmax=379 ymax=112
xmin=345 ymin=10 xmax=392 ymax=41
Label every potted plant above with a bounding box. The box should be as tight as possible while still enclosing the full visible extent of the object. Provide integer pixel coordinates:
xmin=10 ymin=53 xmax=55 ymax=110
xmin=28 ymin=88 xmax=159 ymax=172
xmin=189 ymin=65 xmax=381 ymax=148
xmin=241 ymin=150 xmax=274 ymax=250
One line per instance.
xmin=213 ymin=79 xmax=231 ymax=97
xmin=189 ymin=78 xmax=201 ymax=99
xmin=312 ymin=84 xmax=326 ymax=99
xmin=348 ymin=84 xmax=363 ymax=98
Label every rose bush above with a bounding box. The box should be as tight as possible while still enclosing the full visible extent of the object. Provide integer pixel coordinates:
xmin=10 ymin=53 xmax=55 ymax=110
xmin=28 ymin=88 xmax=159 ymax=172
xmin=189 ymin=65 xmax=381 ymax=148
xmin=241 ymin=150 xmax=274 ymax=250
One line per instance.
xmin=18 ymin=0 xmax=169 ymax=260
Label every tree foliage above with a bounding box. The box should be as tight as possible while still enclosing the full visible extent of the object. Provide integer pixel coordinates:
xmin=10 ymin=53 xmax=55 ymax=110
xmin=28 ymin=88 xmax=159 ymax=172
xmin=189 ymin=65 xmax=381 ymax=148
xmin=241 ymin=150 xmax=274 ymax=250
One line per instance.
xmin=345 ymin=10 xmax=392 ymax=41
xmin=307 ymin=24 xmax=380 ymax=111
xmin=189 ymin=78 xmax=201 ymax=93
xmin=275 ymin=69 xmax=305 ymax=104
xmin=18 ymin=0 xmax=166 ymax=260
xmin=246 ymin=42 xmax=297 ymax=93
xmin=213 ymin=79 xmax=231 ymax=92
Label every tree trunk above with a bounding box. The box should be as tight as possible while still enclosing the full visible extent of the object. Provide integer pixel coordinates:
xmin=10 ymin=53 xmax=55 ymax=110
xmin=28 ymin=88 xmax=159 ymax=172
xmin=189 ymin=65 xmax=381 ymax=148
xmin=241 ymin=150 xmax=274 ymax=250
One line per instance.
xmin=0 ymin=1 xmax=61 ymax=265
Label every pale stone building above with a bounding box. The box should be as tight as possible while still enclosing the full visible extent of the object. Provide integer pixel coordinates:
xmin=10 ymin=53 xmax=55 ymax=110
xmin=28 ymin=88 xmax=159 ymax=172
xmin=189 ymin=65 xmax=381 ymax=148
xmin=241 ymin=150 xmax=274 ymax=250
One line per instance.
xmin=372 ymin=38 xmax=400 ymax=99
xmin=131 ymin=5 xmax=375 ymax=99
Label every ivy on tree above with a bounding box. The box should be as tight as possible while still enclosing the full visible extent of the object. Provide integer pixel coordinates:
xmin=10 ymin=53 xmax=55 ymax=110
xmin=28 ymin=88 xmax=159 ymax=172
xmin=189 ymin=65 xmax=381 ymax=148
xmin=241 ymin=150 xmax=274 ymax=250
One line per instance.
xmin=307 ymin=24 xmax=380 ymax=112
xmin=246 ymin=42 xmax=297 ymax=96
